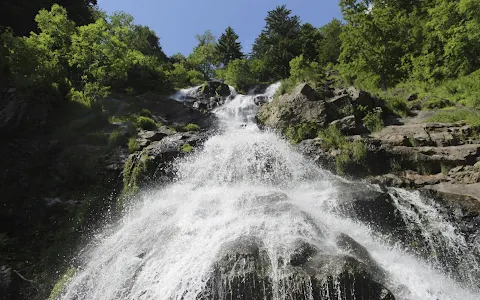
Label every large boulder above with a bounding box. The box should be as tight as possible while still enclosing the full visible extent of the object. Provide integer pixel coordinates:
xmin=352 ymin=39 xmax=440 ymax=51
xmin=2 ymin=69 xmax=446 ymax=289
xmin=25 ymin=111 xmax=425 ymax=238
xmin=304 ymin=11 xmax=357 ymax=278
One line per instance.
xmin=257 ymin=83 xmax=327 ymax=132
xmin=199 ymin=236 xmax=395 ymax=300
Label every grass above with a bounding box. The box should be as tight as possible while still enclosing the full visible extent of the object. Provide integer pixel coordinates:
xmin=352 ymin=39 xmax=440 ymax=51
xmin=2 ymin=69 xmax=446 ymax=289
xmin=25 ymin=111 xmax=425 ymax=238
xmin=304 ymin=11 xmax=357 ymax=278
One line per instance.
xmin=180 ymin=143 xmax=194 ymax=153
xmin=427 ymin=108 xmax=480 ymax=127
xmin=318 ymin=126 xmax=368 ymax=175
xmin=128 ymin=137 xmax=140 ymax=153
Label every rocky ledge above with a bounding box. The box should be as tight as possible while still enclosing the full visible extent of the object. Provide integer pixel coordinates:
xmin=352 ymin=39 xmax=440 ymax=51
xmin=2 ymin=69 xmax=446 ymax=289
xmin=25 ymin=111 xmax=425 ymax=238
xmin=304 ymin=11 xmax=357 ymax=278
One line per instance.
xmin=257 ymin=82 xmax=480 ymax=229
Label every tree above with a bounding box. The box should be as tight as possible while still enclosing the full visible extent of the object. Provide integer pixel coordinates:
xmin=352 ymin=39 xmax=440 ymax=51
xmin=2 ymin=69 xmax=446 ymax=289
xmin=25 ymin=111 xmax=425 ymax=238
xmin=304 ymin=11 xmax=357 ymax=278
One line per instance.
xmin=252 ymin=5 xmax=302 ymax=81
xmin=223 ymin=59 xmax=256 ymax=92
xmin=216 ymin=26 xmax=243 ymax=66
xmin=339 ymin=0 xmax=411 ymax=90
xmin=298 ymin=23 xmax=322 ymax=63
xmin=0 ymin=0 xmax=98 ymax=36
xmin=187 ymin=30 xmax=218 ymax=80
xmin=317 ymin=19 xmax=343 ymax=67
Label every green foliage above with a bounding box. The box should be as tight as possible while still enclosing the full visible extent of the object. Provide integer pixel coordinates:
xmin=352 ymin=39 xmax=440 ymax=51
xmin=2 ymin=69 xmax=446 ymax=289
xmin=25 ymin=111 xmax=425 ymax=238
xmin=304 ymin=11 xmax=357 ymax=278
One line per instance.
xmin=285 ymin=122 xmax=322 ymax=144
xmin=317 ymin=19 xmax=343 ymax=67
xmin=187 ymin=30 xmax=218 ymax=80
xmin=128 ymin=137 xmax=140 ymax=153
xmin=362 ymin=109 xmax=384 ymax=133
xmin=216 ymin=26 xmax=243 ymax=66
xmin=318 ymin=126 xmax=368 ymax=175
xmin=252 ymin=5 xmax=302 ymax=81
xmin=135 ymin=116 xmax=158 ymax=130
xmin=182 ymin=123 xmax=201 ymax=132
xmin=180 ymin=143 xmax=194 ymax=153
xmin=428 ymin=109 xmax=480 ymax=127
xmin=223 ymin=59 xmax=256 ymax=93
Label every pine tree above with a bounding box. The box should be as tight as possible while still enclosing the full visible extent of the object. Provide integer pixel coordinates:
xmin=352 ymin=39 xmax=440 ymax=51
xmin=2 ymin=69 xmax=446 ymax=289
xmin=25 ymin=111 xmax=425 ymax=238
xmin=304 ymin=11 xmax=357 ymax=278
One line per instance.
xmin=216 ymin=26 xmax=243 ymax=66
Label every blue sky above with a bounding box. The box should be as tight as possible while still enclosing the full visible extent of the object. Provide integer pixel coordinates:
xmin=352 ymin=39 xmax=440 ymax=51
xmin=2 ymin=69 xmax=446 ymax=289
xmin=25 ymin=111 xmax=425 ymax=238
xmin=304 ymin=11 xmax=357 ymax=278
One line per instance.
xmin=97 ymin=0 xmax=342 ymax=56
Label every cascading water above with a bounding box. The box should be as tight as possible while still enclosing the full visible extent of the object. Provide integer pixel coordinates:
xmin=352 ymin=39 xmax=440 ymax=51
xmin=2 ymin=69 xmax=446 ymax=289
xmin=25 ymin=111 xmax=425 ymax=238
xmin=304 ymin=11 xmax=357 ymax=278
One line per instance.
xmin=58 ymin=84 xmax=480 ymax=300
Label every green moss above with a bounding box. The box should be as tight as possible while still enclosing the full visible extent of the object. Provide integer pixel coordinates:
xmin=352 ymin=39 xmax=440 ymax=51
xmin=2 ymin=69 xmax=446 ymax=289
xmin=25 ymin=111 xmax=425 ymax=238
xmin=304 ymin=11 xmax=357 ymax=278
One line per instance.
xmin=135 ymin=116 xmax=158 ymax=130
xmin=180 ymin=143 xmax=194 ymax=153
xmin=122 ymin=151 xmax=149 ymax=201
xmin=182 ymin=123 xmax=201 ymax=132
xmin=48 ymin=268 xmax=76 ymax=300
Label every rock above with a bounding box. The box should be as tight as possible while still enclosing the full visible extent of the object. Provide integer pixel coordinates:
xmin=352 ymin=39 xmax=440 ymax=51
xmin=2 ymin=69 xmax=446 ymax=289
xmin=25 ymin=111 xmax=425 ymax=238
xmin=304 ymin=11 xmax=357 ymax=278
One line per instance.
xmin=257 ymin=83 xmax=327 ymax=131
xmin=199 ymin=81 xmax=231 ymax=98
xmin=330 ymin=115 xmax=367 ymax=135
xmin=0 ymin=266 xmax=11 ymax=300
xmin=138 ymin=130 xmax=169 ymax=142
xmin=199 ymin=236 xmax=395 ymax=300
xmin=198 ymin=236 xmax=272 ymax=300
xmin=406 ymin=93 xmax=418 ymax=102
xmin=123 ymin=132 xmax=207 ymax=192
xmin=347 ymin=86 xmax=376 ymax=109
xmin=139 ymin=93 xmax=212 ymax=127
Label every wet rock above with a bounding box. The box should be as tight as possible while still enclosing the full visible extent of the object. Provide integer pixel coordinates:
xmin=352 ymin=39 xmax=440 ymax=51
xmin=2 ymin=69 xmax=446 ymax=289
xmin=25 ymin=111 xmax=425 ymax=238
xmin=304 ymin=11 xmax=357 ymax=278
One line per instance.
xmin=198 ymin=236 xmax=272 ymax=300
xmin=290 ymin=240 xmax=318 ymax=266
xmin=199 ymin=236 xmax=395 ymax=300
xmin=0 ymin=266 xmax=11 ymax=300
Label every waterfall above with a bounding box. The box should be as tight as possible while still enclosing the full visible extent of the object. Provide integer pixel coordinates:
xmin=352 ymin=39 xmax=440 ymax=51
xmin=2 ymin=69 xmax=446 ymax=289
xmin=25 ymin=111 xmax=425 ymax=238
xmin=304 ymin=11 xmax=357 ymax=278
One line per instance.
xmin=58 ymin=84 xmax=480 ymax=300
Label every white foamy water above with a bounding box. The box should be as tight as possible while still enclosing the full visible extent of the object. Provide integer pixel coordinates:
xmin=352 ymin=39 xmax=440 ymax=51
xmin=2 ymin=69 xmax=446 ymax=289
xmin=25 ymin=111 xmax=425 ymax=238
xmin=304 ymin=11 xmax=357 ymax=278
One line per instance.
xmin=58 ymin=83 xmax=480 ymax=300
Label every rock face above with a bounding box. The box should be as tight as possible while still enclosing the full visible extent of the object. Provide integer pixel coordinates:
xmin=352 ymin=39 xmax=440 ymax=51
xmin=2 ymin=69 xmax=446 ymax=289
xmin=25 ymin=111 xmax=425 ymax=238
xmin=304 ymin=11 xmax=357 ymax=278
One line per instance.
xmin=123 ymin=131 xmax=208 ymax=195
xmin=257 ymin=83 xmax=379 ymax=135
xmin=199 ymin=236 xmax=395 ymax=300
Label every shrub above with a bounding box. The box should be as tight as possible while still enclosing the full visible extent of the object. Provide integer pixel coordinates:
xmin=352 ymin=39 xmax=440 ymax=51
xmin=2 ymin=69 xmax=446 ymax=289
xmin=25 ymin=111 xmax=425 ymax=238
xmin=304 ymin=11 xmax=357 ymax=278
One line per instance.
xmin=180 ymin=143 xmax=194 ymax=153
xmin=363 ymin=109 xmax=384 ymax=133
xmin=285 ymin=122 xmax=322 ymax=144
xmin=135 ymin=116 xmax=157 ymax=130
xmin=128 ymin=137 xmax=140 ymax=153
xmin=182 ymin=123 xmax=200 ymax=132
xmin=384 ymin=95 xmax=409 ymax=117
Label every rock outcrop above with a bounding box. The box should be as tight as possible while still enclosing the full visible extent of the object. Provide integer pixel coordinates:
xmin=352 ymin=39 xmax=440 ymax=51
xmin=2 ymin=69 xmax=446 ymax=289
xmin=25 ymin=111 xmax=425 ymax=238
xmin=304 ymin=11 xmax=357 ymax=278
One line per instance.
xmin=199 ymin=236 xmax=395 ymax=300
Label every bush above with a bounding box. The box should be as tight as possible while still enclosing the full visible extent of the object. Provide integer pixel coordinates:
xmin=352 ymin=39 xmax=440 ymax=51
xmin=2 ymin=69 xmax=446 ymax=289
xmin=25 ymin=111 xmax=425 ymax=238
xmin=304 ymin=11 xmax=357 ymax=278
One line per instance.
xmin=181 ymin=123 xmax=201 ymax=132
xmin=135 ymin=116 xmax=157 ymax=130
xmin=285 ymin=122 xmax=322 ymax=144
xmin=362 ymin=109 xmax=384 ymax=133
